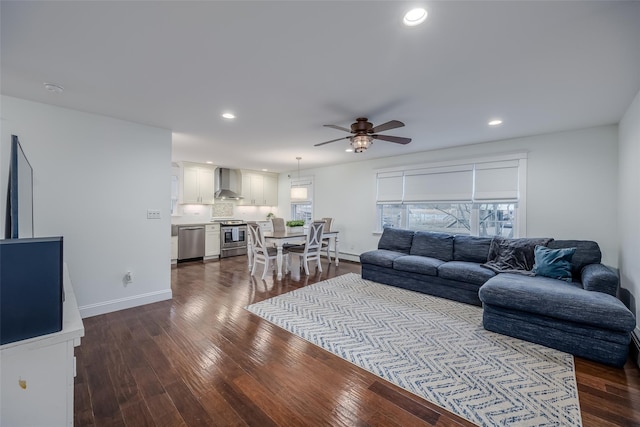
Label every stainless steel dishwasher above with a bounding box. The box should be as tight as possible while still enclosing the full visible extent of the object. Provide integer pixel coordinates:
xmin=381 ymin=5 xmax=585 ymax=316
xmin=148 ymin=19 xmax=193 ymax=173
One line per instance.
xmin=177 ymin=225 xmax=205 ymax=261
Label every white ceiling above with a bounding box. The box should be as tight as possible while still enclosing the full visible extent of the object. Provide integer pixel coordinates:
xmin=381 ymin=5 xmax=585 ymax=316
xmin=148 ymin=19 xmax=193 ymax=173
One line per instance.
xmin=2 ymin=1 xmax=639 ymax=173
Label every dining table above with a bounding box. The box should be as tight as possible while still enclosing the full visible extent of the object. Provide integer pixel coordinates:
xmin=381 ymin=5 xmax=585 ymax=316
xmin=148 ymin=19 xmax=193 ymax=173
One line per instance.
xmin=256 ymin=229 xmax=340 ymax=280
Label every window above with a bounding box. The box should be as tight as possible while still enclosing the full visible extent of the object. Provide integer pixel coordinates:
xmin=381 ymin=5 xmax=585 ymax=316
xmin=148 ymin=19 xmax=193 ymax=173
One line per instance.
xmin=290 ymin=176 xmax=313 ymax=223
xmin=376 ymin=155 xmax=526 ymax=237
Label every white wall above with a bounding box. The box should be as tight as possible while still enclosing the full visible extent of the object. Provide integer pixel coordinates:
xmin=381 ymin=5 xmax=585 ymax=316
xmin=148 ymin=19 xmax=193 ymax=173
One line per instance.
xmin=619 ymin=88 xmax=640 ymax=324
xmin=1 ymin=96 xmax=172 ymax=317
xmin=278 ymin=125 xmax=620 ymax=267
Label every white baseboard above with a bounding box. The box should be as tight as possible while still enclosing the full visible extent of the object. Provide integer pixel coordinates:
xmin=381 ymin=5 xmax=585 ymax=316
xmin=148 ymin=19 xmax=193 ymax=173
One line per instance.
xmin=336 ymin=252 xmax=360 ymax=263
xmin=631 ymin=327 xmax=640 ymax=368
xmin=79 ymin=289 xmax=173 ymax=318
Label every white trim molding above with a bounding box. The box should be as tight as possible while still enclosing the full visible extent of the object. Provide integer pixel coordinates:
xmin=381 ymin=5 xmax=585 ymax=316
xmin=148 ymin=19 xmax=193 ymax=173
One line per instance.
xmin=79 ymin=289 xmax=173 ymax=318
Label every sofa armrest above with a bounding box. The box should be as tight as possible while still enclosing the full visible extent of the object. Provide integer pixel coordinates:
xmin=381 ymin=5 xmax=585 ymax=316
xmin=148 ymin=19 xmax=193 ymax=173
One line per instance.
xmin=581 ymin=264 xmax=618 ymax=296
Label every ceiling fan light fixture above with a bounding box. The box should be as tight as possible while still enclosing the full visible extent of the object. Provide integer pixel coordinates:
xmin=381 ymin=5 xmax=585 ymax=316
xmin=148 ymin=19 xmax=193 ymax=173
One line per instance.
xmin=351 ymin=135 xmax=372 ymax=153
xmin=403 ymin=8 xmax=428 ymax=27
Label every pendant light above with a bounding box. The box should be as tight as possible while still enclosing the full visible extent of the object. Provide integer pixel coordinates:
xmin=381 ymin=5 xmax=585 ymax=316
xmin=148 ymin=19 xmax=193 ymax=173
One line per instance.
xmin=290 ymin=157 xmax=308 ymax=200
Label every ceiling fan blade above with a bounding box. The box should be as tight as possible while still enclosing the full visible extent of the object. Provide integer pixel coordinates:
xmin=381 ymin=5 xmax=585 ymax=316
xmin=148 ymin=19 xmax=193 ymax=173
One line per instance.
xmin=372 ymin=134 xmax=412 ymax=145
xmin=314 ymin=136 xmax=350 ymax=147
xmin=323 ymin=124 xmax=352 ymax=133
xmin=371 ymin=120 xmax=405 ymax=134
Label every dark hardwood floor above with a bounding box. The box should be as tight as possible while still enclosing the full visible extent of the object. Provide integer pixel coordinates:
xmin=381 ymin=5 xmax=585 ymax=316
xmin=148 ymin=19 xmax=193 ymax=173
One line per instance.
xmin=75 ymin=256 xmax=640 ymax=426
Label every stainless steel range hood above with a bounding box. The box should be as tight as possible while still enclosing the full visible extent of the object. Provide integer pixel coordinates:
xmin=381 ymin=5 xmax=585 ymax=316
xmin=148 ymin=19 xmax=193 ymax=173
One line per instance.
xmin=215 ymin=168 xmax=243 ymax=199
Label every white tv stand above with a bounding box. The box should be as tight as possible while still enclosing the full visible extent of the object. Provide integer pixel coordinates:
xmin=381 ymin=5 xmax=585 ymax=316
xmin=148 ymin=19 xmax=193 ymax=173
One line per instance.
xmin=1 ymin=263 xmax=84 ymax=426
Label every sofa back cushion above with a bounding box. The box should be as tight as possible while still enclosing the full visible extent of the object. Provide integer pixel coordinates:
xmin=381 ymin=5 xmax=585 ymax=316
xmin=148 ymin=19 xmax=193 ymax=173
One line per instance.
xmin=453 ymin=235 xmax=493 ymax=263
xmin=378 ymin=228 xmax=415 ymax=254
xmin=410 ymin=231 xmax=454 ymax=261
xmin=547 ymin=240 xmax=601 ymax=277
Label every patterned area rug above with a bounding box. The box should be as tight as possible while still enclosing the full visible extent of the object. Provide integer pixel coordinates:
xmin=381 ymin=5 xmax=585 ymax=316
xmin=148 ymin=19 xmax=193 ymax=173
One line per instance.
xmin=246 ymin=273 xmax=582 ymax=426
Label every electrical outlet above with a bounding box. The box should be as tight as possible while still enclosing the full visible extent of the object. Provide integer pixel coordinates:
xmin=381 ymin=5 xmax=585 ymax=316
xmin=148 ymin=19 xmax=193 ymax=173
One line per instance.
xmin=147 ymin=209 xmax=161 ymax=219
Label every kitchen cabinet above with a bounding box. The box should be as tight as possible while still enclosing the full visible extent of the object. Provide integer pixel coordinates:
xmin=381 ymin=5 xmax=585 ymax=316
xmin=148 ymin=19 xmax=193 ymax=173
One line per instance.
xmin=238 ymin=170 xmax=278 ymax=206
xmin=180 ymin=162 xmax=215 ymax=204
xmin=171 ymin=235 xmax=178 ymax=264
xmin=205 ymin=223 xmax=221 ymax=260
xmin=1 ymin=264 xmax=83 ymax=427
xmin=263 ymin=174 xmax=278 ymax=206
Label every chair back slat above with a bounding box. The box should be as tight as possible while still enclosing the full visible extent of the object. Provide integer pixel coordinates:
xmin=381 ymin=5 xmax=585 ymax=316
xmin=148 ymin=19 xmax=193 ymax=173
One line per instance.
xmin=248 ymin=223 xmax=267 ymax=254
xmin=321 ymin=217 xmax=333 ymax=232
xmin=271 ymin=217 xmax=286 ymax=233
xmin=305 ymin=221 xmax=325 ymax=253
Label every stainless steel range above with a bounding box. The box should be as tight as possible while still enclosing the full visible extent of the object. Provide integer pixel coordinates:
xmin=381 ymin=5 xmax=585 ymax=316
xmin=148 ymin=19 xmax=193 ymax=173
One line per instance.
xmin=217 ymin=220 xmax=248 ymax=258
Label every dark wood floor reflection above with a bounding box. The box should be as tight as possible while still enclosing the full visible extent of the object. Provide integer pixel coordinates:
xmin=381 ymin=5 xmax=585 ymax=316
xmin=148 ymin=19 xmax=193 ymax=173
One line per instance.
xmin=75 ymin=256 xmax=640 ymax=426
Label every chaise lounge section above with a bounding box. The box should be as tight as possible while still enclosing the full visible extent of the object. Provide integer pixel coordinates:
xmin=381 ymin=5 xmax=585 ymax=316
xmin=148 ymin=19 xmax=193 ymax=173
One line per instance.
xmin=360 ymin=228 xmax=636 ymax=367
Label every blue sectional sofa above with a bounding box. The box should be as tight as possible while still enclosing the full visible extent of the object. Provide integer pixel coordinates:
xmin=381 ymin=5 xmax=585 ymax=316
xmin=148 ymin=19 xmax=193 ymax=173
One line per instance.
xmin=360 ymin=228 xmax=636 ymax=367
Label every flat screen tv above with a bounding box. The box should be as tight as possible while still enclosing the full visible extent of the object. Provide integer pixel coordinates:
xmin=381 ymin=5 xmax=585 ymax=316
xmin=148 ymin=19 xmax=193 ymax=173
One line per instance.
xmin=0 ymin=236 xmax=64 ymax=344
xmin=4 ymin=135 xmax=34 ymax=239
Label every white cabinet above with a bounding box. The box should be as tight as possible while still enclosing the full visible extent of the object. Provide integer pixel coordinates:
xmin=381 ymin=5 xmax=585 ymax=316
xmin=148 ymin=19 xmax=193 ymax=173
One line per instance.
xmin=0 ymin=264 xmax=84 ymax=427
xmin=257 ymin=221 xmax=273 ymax=233
xmin=171 ymin=235 xmax=178 ymax=264
xmin=205 ymin=223 xmax=221 ymax=260
xmin=239 ymin=170 xmax=278 ymax=206
xmin=263 ymin=174 xmax=278 ymax=206
xmin=180 ymin=162 xmax=215 ymax=204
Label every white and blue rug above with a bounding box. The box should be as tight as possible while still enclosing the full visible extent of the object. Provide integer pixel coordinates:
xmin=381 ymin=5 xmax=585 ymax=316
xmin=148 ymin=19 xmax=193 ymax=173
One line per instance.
xmin=246 ymin=273 xmax=582 ymax=427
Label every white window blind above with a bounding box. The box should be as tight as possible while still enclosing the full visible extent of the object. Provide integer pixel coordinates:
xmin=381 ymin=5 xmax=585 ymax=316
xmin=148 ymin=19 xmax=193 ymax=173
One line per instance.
xmin=375 ymin=154 xmax=525 ymax=205
xmin=291 ymin=178 xmax=313 ymax=203
xmin=376 ymin=172 xmax=403 ymax=203
xmin=474 ymin=160 xmax=519 ymax=201
xmin=404 ymin=165 xmax=474 ymax=202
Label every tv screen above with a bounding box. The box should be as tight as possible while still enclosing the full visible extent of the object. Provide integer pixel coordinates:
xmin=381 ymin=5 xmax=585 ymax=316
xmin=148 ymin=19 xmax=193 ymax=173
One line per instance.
xmin=0 ymin=236 xmax=64 ymax=344
xmin=4 ymin=135 xmax=34 ymax=239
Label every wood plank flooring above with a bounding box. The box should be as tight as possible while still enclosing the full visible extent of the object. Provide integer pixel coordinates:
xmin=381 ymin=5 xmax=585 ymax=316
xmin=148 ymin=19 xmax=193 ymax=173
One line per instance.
xmin=74 ymin=256 xmax=640 ymax=426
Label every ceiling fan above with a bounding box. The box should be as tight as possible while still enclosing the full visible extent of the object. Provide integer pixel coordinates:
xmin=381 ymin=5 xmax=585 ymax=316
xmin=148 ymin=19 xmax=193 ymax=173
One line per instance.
xmin=315 ymin=117 xmax=412 ymax=153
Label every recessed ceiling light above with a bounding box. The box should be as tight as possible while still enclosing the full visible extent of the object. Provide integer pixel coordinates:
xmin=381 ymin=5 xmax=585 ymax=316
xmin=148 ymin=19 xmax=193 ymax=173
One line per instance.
xmin=488 ymin=119 xmax=503 ymax=126
xmin=403 ymin=8 xmax=428 ymax=26
xmin=261 ymin=169 xmax=268 ymax=172
xmin=221 ymin=112 xmax=236 ymax=119
xmin=345 ymin=147 xmax=354 ymax=153
xmin=206 ymin=161 xmax=213 ymax=164
xmin=44 ymin=82 xmax=64 ymax=94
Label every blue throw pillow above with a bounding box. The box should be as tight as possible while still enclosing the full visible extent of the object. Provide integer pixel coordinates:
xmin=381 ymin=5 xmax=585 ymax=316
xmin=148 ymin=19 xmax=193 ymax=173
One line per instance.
xmin=532 ymin=245 xmax=576 ymax=282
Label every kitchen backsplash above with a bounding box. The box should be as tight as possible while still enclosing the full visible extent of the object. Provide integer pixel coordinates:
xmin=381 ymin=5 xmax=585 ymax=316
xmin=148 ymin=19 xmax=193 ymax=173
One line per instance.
xmin=212 ymin=202 xmax=234 ymax=218
xmin=172 ymin=203 xmax=279 ymax=223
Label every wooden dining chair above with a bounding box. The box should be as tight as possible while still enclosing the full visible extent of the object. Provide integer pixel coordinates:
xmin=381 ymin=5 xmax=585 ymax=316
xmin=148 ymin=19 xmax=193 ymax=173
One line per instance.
xmin=321 ymin=217 xmax=333 ymax=262
xmin=248 ymin=222 xmax=288 ymax=280
xmin=271 ymin=217 xmax=286 ymax=233
xmin=288 ymin=221 xmax=325 ymax=275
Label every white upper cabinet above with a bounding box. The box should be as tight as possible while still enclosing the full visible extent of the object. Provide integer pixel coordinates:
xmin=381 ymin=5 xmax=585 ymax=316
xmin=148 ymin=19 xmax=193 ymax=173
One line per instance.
xmin=180 ymin=162 xmax=215 ymax=204
xmin=238 ymin=170 xmax=278 ymax=206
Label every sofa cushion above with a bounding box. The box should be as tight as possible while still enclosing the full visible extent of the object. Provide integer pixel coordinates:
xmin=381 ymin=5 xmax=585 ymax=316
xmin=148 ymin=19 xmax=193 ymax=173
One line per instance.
xmin=532 ymin=245 xmax=576 ymax=282
xmin=547 ymin=240 xmax=601 ymax=278
xmin=581 ymin=263 xmax=619 ymax=296
xmin=360 ymin=250 xmax=406 ymax=268
xmin=479 ymin=274 xmax=636 ymax=332
xmin=378 ymin=228 xmax=414 ymax=254
xmin=393 ymin=255 xmax=444 ymax=276
xmin=438 ymin=261 xmax=496 ymax=286
xmin=453 ymin=236 xmax=492 ymax=263
xmin=410 ymin=231 xmax=454 ymax=261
